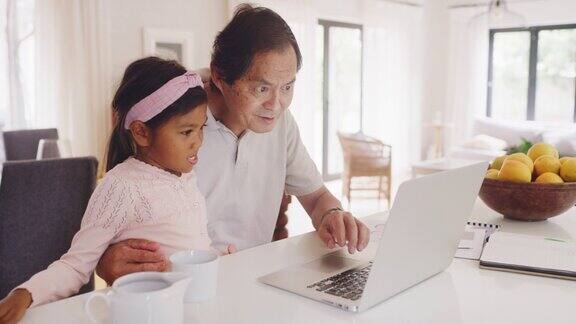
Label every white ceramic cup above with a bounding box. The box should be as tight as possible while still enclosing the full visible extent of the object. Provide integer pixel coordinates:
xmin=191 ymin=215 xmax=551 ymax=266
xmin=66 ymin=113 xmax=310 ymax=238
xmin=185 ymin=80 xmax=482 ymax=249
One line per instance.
xmin=170 ymin=250 xmax=219 ymax=303
xmin=84 ymin=272 xmax=191 ymax=324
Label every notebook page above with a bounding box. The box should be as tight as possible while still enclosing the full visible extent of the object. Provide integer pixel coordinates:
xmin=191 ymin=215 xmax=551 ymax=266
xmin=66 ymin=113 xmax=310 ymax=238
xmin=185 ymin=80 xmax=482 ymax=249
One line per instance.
xmin=481 ymin=232 xmax=576 ymax=272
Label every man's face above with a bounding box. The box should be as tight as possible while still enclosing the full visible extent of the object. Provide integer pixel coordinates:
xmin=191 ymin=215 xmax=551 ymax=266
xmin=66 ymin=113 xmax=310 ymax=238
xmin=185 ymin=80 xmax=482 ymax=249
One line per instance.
xmin=216 ymin=46 xmax=297 ymax=133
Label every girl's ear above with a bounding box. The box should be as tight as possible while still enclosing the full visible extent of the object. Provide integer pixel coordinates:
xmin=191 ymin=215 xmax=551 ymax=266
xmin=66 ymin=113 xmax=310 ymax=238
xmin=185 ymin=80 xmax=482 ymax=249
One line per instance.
xmin=129 ymin=121 xmax=152 ymax=147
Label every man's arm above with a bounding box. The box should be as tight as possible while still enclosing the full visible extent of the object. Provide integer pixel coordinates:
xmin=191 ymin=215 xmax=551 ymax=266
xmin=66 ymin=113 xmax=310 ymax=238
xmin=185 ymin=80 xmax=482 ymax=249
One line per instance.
xmin=298 ymin=186 xmax=370 ymax=254
xmin=95 ymin=239 xmax=237 ymax=285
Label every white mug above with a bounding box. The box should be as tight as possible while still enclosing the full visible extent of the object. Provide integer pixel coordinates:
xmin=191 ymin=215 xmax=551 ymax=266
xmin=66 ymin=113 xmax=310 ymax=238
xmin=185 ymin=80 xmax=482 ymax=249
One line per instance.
xmin=84 ymin=272 xmax=191 ymax=324
xmin=170 ymin=250 xmax=219 ymax=303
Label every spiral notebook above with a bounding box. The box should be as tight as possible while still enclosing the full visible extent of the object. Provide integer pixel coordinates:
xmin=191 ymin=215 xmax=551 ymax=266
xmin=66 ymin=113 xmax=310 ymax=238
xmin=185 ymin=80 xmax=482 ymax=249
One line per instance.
xmin=479 ymin=232 xmax=576 ymax=280
xmin=454 ymin=222 xmax=501 ymax=260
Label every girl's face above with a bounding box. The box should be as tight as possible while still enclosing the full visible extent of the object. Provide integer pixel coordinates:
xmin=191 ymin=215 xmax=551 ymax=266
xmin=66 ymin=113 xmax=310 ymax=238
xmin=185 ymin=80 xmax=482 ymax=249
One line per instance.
xmin=141 ymin=104 xmax=208 ymax=176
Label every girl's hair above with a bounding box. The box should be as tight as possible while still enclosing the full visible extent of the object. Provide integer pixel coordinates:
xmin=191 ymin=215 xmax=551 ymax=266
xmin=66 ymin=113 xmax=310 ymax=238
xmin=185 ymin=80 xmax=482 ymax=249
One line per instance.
xmin=106 ymin=56 xmax=207 ymax=171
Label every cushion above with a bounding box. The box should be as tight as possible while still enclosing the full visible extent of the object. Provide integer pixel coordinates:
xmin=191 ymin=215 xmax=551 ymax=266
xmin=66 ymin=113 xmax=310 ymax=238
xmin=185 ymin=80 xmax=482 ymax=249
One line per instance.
xmin=448 ymin=147 xmax=507 ymax=161
xmin=542 ymin=130 xmax=576 ymax=156
xmin=472 ymin=118 xmax=544 ymax=147
xmin=461 ymin=134 xmax=508 ymax=151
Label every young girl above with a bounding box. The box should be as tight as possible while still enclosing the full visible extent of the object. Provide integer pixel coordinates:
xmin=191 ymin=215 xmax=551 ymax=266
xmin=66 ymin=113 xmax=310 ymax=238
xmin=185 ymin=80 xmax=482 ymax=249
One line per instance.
xmin=0 ymin=57 xmax=231 ymax=322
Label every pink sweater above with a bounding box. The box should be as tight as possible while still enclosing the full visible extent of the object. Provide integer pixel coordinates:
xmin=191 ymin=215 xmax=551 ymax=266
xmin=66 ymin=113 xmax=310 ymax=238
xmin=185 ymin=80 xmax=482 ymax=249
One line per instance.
xmin=17 ymin=158 xmax=211 ymax=307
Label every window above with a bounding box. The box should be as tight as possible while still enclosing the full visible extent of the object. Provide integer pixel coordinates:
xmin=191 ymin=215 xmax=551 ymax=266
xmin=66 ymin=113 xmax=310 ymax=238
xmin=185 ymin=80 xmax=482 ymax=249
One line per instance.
xmin=487 ymin=24 xmax=576 ymax=122
xmin=317 ymin=20 xmax=363 ymax=180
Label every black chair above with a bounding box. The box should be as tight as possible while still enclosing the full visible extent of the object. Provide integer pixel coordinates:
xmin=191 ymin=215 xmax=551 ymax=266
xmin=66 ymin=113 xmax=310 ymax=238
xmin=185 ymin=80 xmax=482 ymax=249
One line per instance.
xmin=0 ymin=157 xmax=98 ymax=298
xmin=2 ymin=128 xmax=59 ymax=161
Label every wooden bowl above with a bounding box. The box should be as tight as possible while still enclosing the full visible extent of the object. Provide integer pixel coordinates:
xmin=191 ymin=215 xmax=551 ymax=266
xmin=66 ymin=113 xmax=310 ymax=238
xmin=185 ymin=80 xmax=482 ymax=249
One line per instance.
xmin=479 ymin=179 xmax=576 ymax=221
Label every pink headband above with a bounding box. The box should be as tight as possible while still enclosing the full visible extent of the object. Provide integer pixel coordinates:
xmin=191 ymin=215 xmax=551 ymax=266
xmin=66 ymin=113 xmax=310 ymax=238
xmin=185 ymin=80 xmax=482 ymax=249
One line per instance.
xmin=124 ymin=71 xmax=203 ymax=129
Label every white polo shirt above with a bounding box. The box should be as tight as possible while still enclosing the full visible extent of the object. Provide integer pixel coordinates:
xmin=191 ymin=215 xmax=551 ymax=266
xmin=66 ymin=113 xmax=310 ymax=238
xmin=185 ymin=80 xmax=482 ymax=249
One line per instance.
xmin=195 ymin=108 xmax=323 ymax=251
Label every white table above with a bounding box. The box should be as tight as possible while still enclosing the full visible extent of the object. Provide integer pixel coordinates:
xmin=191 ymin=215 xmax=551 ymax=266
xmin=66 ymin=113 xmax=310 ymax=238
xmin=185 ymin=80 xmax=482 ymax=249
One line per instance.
xmin=22 ymin=200 xmax=576 ymax=323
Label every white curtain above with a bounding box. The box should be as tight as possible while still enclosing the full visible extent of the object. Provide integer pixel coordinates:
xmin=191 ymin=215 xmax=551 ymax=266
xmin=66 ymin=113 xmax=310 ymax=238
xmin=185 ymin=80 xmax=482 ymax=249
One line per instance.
xmin=443 ymin=8 xmax=490 ymax=151
xmin=360 ymin=1 xmax=422 ymax=178
xmin=1 ymin=0 xmax=35 ymax=130
xmin=0 ymin=0 xmax=7 ymax=127
xmin=34 ymin=0 xmax=112 ymax=161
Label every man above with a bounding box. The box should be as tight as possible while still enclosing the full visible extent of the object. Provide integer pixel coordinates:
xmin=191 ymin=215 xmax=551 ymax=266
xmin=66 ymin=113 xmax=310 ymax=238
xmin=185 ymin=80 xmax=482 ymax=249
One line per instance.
xmin=96 ymin=4 xmax=370 ymax=284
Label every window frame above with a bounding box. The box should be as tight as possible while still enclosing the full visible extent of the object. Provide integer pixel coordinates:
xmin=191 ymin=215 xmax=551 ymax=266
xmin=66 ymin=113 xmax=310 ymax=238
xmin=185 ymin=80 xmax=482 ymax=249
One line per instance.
xmin=487 ymin=24 xmax=576 ymax=122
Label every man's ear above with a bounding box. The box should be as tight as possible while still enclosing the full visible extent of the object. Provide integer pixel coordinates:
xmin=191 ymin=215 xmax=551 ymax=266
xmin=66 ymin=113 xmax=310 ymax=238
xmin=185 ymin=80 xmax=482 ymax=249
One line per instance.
xmin=129 ymin=121 xmax=152 ymax=147
xmin=210 ymin=62 xmax=226 ymax=92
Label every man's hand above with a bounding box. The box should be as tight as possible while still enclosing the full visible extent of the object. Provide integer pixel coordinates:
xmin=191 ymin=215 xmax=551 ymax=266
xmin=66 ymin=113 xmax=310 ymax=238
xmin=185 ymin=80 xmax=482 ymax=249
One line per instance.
xmin=316 ymin=210 xmax=370 ymax=254
xmin=96 ymin=239 xmax=168 ymax=285
xmin=298 ymin=186 xmax=371 ymax=254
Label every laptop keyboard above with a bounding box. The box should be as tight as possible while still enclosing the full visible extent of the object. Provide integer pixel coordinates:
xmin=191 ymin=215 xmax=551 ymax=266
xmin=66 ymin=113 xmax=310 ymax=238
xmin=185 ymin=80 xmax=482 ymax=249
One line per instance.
xmin=306 ymin=261 xmax=373 ymax=301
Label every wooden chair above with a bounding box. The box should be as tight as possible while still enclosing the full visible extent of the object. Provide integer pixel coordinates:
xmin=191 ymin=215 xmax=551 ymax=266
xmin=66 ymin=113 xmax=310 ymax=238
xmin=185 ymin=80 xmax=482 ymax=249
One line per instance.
xmin=337 ymin=132 xmax=392 ymax=207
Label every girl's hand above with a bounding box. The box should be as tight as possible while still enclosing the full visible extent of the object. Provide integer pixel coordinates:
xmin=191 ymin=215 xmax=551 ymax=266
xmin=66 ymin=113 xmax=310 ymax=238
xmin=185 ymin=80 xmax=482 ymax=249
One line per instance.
xmin=211 ymin=244 xmax=236 ymax=256
xmin=221 ymin=244 xmax=237 ymax=255
xmin=0 ymin=289 xmax=33 ymax=324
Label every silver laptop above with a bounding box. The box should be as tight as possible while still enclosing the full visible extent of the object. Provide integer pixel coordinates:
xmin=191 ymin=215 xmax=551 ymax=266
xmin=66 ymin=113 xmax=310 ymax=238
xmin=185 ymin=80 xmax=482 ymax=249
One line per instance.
xmin=258 ymin=162 xmax=488 ymax=312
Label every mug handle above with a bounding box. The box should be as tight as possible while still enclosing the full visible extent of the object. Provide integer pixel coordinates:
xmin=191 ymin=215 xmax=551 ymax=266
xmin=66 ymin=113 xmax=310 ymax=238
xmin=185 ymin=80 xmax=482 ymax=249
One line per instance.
xmin=84 ymin=292 xmax=111 ymax=324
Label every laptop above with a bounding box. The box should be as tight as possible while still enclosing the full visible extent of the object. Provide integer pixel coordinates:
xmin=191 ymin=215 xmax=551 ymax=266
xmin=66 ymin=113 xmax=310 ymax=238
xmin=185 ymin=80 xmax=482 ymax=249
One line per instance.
xmin=258 ymin=162 xmax=488 ymax=312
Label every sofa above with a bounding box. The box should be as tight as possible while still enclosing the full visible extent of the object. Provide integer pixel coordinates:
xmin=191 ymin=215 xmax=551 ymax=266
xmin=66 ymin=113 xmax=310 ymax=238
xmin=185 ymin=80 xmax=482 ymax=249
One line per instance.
xmin=448 ymin=118 xmax=576 ymax=161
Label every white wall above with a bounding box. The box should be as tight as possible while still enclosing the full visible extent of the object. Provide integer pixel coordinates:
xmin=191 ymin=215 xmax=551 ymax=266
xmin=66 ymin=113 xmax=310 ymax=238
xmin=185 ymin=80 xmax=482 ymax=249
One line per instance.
xmin=107 ymin=0 xmax=228 ymax=87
